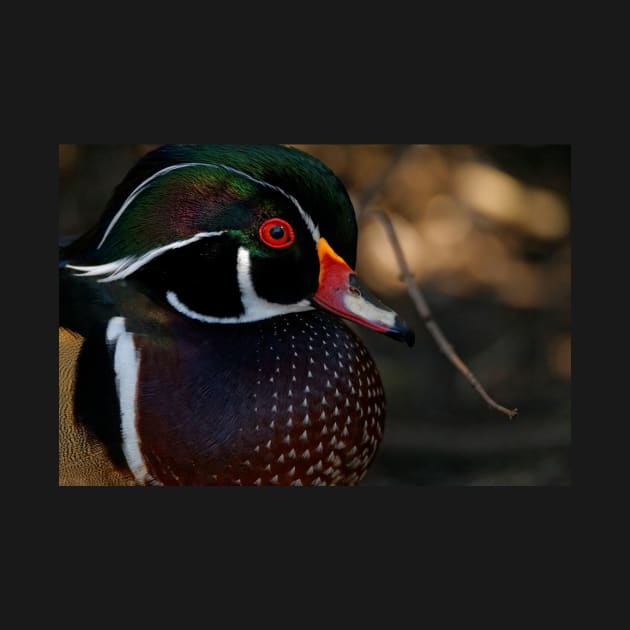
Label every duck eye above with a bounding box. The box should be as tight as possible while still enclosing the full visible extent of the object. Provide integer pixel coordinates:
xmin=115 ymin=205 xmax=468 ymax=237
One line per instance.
xmin=259 ymin=218 xmax=295 ymax=249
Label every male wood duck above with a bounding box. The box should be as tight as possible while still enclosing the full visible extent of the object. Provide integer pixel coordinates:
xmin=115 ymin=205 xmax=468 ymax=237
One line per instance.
xmin=59 ymin=144 xmax=414 ymax=486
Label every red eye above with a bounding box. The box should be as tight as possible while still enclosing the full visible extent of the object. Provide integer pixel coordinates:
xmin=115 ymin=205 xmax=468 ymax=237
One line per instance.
xmin=259 ymin=218 xmax=295 ymax=249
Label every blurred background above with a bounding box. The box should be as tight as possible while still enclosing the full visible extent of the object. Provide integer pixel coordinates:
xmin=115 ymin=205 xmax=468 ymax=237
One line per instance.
xmin=59 ymin=144 xmax=571 ymax=486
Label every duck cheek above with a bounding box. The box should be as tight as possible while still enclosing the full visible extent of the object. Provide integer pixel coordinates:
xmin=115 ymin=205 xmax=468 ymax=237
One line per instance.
xmin=249 ymin=250 xmax=319 ymax=305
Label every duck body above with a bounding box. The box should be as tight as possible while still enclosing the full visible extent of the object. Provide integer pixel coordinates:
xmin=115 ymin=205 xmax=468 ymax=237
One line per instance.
xmin=59 ymin=144 xmax=412 ymax=486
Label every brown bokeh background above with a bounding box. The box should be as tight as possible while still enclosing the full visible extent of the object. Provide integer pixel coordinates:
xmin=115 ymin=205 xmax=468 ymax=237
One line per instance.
xmin=59 ymin=144 xmax=571 ymax=485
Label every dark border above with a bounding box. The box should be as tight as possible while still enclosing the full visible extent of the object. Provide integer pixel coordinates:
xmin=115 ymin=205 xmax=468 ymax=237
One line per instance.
xmin=19 ymin=79 xmax=583 ymax=580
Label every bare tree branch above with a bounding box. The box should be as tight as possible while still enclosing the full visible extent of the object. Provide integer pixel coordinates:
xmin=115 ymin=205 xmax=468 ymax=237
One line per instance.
xmin=363 ymin=208 xmax=518 ymax=420
xmin=351 ymin=144 xmax=518 ymax=420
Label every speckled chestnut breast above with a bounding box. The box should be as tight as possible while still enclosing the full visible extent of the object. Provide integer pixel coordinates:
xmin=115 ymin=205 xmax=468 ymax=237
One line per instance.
xmin=133 ymin=310 xmax=385 ymax=485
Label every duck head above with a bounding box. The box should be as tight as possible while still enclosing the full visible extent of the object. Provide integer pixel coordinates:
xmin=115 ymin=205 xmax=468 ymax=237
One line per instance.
xmin=62 ymin=144 xmax=414 ymax=346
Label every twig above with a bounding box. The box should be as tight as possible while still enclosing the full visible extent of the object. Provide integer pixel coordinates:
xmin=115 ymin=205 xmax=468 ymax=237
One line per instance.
xmin=364 ymin=208 xmax=518 ymax=421
xmin=352 ymin=145 xmax=518 ymax=419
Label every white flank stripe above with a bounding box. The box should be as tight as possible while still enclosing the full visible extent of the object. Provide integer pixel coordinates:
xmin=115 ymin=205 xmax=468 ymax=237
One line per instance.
xmin=167 ymin=246 xmax=313 ymax=324
xmin=67 ymin=231 xmax=225 ymax=282
xmin=106 ymin=317 xmax=154 ymax=485
xmin=97 ymin=160 xmax=320 ymax=250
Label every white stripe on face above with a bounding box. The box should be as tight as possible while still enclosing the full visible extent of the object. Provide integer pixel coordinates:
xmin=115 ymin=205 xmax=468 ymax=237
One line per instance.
xmin=66 ymin=231 xmax=226 ymax=282
xmin=97 ymin=160 xmax=320 ymax=250
xmin=106 ymin=317 xmax=158 ymax=486
xmin=166 ymin=246 xmax=314 ymax=324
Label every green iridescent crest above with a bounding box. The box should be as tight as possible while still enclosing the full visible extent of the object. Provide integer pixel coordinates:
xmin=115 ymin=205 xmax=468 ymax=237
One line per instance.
xmin=82 ymin=144 xmax=358 ymax=267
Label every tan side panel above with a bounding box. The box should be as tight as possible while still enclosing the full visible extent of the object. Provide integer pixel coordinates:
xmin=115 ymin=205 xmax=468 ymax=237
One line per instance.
xmin=58 ymin=327 xmax=137 ymax=486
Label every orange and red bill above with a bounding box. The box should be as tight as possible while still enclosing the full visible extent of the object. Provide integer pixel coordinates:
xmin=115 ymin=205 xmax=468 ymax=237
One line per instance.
xmin=312 ymin=238 xmax=415 ymax=347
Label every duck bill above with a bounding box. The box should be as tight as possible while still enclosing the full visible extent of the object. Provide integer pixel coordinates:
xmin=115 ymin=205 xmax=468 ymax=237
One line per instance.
xmin=312 ymin=238 xmax=415 ymax=347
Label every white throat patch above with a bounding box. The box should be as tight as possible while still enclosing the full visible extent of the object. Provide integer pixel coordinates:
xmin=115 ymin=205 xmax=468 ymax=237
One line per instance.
xmin=167 ymin=246 xmax=313 ymax=324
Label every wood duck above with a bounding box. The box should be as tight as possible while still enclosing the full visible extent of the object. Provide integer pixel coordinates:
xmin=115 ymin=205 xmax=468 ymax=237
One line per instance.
xmin=59 ymin=144 xmax=414 ymax=486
